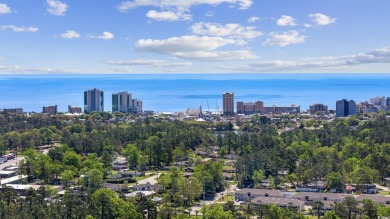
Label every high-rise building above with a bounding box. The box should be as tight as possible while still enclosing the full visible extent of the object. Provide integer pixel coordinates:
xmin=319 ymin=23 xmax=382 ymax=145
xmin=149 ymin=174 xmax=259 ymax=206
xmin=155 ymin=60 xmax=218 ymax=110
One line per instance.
xmin=336 ymin=99 xmax=356 ymax=117
xmin=112 ymin=91 xmax=143 ymax=113
xmin=223 ymin=92 xmax=234 ymax=115
xmin=84 ymin=88 xmax=104 ymax=114
xmin=68 ymin=105 xmax=82 ymax=114
xmin=309 ymin=103 xmax=328 ymax=114
xmin=43 ymin=105 xmax=57 ymax=115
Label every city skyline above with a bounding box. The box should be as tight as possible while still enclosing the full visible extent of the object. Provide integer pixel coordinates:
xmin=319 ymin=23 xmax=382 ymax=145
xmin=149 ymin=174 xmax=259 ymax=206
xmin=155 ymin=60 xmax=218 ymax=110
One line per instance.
xmin=0 ymin=0 xmax=390 ymax=74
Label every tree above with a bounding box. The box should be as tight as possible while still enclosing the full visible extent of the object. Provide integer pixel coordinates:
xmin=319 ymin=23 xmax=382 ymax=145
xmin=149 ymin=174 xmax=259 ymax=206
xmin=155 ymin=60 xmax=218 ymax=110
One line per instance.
xmin=327 ymin=172 xmax=344 ymax=192
xmin=312 ymin=200 xmax=324 ymax=219
xmin=204 ymin=204 xmax=233 ymax=219
xmin=177 ymin=177 xmax=203 ymax=206
xmin=361 ymin=199 xmax=378 ymax=219
xmin=61 ymin=170 xmax=75 ymax=188
xmin=123 ymin=144 xmax=140 ymax=168
xmin=91 ymin=188 xmax=118 ymax=219
xmin=63 ymin=151 xmax=81 ymax=170
xmin=335 ymin=197 xmax=358 ymax=219
xmin=323 ymin=211 xmax=339 ymax=219
xmin=84 ymin=169 xmax=103 ymax=191
xmin=252 ymin=170 xmax=265 ymax=187
xmin=267 ymin=204 xmax=286 ymax=219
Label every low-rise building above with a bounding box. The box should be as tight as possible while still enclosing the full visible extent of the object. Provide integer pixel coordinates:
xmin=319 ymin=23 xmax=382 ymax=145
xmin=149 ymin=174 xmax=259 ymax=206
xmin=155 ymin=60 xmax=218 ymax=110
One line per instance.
xmin=356 ymin=194 xmax=390 ymax=205
xmin=68 ymin=105 xmax=82 ymax=114
xmin=235 ymin=189 xmax=284 ymax=201
xmin=251 ymin=197 xmax=305 ymax=211
xmin=309 ymin=103 xmax=328 ymax=114
xmin=43 ymin=105 xmax=57 ymax=115
xmin=2 ymin=108 xmax=23 ymax=114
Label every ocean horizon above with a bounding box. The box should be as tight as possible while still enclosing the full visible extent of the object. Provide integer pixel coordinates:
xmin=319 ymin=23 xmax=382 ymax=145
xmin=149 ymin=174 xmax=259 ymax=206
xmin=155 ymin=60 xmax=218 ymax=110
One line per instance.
xmin=1 ymin=73 xmax=390 ymax=113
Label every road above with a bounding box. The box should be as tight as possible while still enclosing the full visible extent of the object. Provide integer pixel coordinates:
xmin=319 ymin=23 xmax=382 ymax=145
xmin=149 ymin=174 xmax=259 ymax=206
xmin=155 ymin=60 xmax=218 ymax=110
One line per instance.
xmin=190 ymin=183 xmax=237 ymax=216
xmin=375 ymin=184 xmax=389 ymax=192
xmin=0 ymin=148 xmax=50 ymax=170
xmin=137 ymin=173 xmax=161 ymax=185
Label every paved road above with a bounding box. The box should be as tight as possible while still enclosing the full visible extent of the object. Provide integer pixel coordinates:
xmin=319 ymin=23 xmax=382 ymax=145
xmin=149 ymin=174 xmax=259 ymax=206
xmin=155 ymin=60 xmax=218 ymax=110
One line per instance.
xmin=190 ymin=184 xmax=237 ymax=215
xmin=0 ymin=148 xmax=50 ymax=170
xmin=375 ymin=184 xmax=390 ymax=192
xmin=137 ymin=173 xmax=161 ymax=185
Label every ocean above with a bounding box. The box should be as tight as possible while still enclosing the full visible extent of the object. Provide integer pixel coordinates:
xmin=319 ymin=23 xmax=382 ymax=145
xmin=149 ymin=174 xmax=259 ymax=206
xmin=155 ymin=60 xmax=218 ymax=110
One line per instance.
xmin=0 ymin=74 xmax=389 ymax=113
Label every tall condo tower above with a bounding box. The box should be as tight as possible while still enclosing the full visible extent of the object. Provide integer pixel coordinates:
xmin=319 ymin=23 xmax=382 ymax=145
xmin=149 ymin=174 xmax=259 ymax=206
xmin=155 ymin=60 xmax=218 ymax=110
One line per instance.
xmin=84 ymin=88 xmax=104 ymax=114
xmin=336 ymin=99 xmax=356 ymax=117
xmin=112 ymin=91 xmax=143 ymax=113
xmin=223 ymin=92 xmax=234 ymax=115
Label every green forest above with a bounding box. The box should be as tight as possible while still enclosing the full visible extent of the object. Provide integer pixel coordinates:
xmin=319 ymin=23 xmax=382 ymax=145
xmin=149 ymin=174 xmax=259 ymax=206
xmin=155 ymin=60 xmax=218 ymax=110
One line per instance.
xmin=1 ymin=112 xmax=390 ymax=218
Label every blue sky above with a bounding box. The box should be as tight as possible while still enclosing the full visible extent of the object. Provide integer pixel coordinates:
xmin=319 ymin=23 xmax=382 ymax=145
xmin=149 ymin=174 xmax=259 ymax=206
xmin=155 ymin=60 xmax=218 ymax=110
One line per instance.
xmin=0 ymin=0 xmax=390 ymax=74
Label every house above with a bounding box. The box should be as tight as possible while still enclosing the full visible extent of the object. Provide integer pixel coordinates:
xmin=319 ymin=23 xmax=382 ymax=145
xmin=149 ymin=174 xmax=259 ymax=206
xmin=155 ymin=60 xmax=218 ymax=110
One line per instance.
xmin=251 ymin=197 xmax=305 ymax=211
xmin=102 ymin=183 xmax=128 ymax=192
xmin=133 ymin=182 xmax=160 ymax=192
xmin=235 ymin=189 xmax=285 ymax=201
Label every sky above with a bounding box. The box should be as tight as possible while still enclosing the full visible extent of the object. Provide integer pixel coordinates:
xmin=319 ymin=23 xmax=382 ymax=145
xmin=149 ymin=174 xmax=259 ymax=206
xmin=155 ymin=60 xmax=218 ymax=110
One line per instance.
xmin=0 ymin=0 xmax=390 ymax=74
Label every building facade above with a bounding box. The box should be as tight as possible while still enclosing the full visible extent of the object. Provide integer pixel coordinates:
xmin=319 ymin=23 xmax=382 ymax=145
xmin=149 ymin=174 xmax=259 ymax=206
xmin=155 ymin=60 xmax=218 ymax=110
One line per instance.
xmin=2 ymin=108 xmax=23 ymax=114
xmin=336 ymin=99 xmax=356 ymax=117
xmin=309 ymin=103 xmax=328 ymax=114
xmin=112 ymin=91 xmax=143 ymax=113
xmin=68 ymin=105 xmax=82 ymax=114
xmin=84 ymin=88 xmax=104 ymax=114
xmin=223 ymin=92 xmax=234 ymax=115
xmin=262 ymin=105 xmax=300 ymax=114
xmin=237 ymin=101 xmax=264 ymax=114
xmin=42 ymin=105 xmax=57 ymax=115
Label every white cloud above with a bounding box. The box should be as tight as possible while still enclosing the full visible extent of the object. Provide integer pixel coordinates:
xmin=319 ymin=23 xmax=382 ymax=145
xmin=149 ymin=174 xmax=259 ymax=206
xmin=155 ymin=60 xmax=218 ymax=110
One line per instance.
xmin=1 ymin=65 xmax=80 ymax=74
xmin=0 ymin=3 xmax=11 ymax=14
xmin=89 ymin=31 xmax=115 ymax=40
xmin=117 ymin=0 xmax=253 ymax=11
xmin=223 ymin=47 xmax=390 ymax=72
xmin=47 ymin=0 xmax=68 ymax=16
xmin=248 ymin=16 xmax=260 ymax=23
xmin=309 ymin=13 xmax=336 ymax=26
xmin=112 ymin=67 xmax=133 ymax=73
xmin=262 ymin=30 xmax=306 ymax=47
xmin=59 ymin=30 xmax=80 ymax=39
xmin=191 ymin=22 xmax=262 ymax=40
xmin=135 ymin=35 xmax=257 ymax=61
xmin=108 ymin=59 xmax=192 ymax=67
xmin=0 ymin=25 xmax=38 ymax=32
xmin=276 ymin=15 xmax=297 ymax=26
xmin=146 ymin=10 xmax=191 ymax=21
